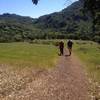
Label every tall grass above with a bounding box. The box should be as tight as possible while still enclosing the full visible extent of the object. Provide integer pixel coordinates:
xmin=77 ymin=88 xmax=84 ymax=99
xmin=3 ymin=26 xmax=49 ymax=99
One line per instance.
xmin=0 ymin=42 xmax=58 ymax=69
xmin=74 ymin=41 xmax=100 ymax=83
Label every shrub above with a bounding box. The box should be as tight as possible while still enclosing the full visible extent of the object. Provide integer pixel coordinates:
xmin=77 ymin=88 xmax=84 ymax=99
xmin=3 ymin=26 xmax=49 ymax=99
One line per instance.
xmin=93 ymin=35 xmax=100 ymax=43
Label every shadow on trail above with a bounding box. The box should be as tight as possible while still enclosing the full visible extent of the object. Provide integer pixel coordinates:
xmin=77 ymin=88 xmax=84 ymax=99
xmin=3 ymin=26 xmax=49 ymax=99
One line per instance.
xmin=65 ymin=54 xmax=70 ymax=57
xmin=57 ymin=53 xmax=70 ymax=57
xmin=58 ymin=54 xmax=70 ymax=57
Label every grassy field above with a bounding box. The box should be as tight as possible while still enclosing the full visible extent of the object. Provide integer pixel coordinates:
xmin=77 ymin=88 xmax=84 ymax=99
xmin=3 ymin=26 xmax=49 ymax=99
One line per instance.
xmin=0 ymin=42 xmax=58 ymax=69
xmin=73 ymin=41 xmax=100 ymax=83
xmin=0 ymin=40 xmax=100 ymax=83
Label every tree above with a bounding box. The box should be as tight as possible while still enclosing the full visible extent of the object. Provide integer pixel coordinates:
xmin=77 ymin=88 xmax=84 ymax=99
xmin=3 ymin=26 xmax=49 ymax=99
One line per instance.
xmin=84 ymin=0 xmax=96 ymax=33
xmin=84 ymin=0 xmax=100 ymax=42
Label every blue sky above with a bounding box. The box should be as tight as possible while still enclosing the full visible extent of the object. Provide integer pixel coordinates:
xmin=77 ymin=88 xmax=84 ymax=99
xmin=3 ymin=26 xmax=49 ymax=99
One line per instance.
xmin=0 ymin=0 xmax=78 ymax=18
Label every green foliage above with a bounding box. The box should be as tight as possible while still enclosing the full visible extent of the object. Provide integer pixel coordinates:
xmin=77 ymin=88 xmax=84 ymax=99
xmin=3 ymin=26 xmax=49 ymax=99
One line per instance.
xmin=32 ymin=39 xmax=60 ymax=46
xmin=0 ymin=0 xmax=99 ymax=42
xmin=93 ymin=35 xmax=100 ymax=43
xmin=84 ymin=0 xmax=100 ymax=37
xmin=33 ymin=0 xmax=94 ymax=40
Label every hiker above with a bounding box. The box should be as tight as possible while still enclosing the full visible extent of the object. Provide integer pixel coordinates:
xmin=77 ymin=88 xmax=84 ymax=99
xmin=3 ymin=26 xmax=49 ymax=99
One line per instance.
xmin=67 ymin=40 xmax=73 ymax=56
xmin=59 ymin=40 xmax=64 ymax=56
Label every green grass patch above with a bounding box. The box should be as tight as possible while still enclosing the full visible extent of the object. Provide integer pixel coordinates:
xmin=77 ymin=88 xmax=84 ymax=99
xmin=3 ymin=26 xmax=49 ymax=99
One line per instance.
xmin=0 ymin=42 xmax=58 ymax=69
xmin=74 ymin=40 xmax=100 ymax=83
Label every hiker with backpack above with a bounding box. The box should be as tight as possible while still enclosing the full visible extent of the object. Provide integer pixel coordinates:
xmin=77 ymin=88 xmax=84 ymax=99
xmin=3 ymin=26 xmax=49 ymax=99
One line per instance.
xmin=67 ymin=40 xmax=73 ymax=56
xmin=59 ymin=40 xmax=64 ymax=56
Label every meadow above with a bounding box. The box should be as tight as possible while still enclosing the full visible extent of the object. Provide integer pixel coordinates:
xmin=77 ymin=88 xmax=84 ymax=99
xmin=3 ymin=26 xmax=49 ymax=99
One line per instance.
xmin=0 ymin=40 xmax=100 ymax=83
xmin=74 ymin=41 xmax=100 ymax=83
xmin=0 ymin=42 xmax=58 ymax=69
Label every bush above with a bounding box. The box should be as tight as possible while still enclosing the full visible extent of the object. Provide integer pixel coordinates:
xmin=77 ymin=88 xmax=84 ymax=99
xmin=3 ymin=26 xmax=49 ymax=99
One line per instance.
xmin=93 ymin=35 xmax=100 ymax=43
xmin=32 ymin=39 xmax=59 ymax=46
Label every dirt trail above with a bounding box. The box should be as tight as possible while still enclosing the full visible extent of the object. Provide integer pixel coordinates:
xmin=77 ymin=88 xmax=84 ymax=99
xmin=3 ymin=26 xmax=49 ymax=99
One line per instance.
xmin=0 ymin=50 xmax=89 ymax=100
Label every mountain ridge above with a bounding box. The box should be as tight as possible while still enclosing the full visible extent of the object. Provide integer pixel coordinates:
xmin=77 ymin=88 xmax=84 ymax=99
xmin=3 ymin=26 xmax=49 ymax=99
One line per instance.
xmin=0 ymin=0 xmax=99 ymax=42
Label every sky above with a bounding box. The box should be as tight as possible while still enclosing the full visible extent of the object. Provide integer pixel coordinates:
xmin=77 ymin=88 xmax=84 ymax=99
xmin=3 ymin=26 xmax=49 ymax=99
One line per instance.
xmin=0 ymin=0 xmax=78 ymax=18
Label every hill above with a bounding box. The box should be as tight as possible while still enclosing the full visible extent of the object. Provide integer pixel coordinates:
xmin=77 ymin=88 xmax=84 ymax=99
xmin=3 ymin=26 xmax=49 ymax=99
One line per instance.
xmin=33 ymin=0 xmax=93 ymax=40
xmin=0 ymin=0 xmax=99 ymax=42
xmin=0 ymin=13 xmax=38 ymax=42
